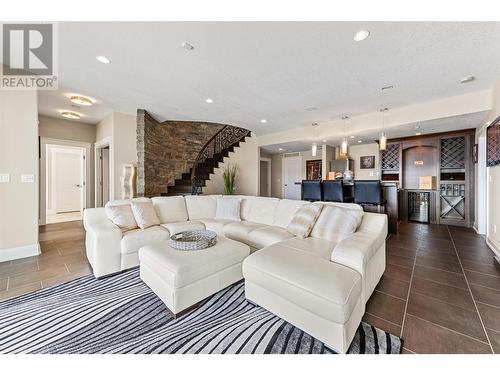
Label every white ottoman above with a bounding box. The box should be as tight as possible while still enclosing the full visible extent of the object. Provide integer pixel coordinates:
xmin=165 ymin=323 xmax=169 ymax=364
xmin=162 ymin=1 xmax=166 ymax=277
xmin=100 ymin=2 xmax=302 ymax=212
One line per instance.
xmin=139 ymin=236 xmax=250 ymax=317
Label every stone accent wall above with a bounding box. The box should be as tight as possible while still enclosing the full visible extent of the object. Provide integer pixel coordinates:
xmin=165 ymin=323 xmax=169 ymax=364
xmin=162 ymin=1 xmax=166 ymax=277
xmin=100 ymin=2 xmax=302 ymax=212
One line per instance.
xmin=136 ymin=109 xmax=225 ymax=197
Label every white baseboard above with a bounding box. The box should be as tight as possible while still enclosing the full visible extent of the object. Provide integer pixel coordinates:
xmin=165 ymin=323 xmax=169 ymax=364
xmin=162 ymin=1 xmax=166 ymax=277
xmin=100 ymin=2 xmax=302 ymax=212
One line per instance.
xmin=486 ymin=237 xmax=500 ymax=264
xmin=0 ymin=243 xmax=41 ymax=263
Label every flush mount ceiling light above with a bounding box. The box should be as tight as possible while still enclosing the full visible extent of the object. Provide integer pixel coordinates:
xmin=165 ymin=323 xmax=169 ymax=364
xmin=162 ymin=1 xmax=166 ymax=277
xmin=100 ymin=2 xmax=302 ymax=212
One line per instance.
xmin=60 ymin=111 xmax=81 ymax=120
xmin=353 ymin=30 xmax=370 ymax=42
xmin=70 ymin=95 xmax=93 ymax=106
xmin=260 ymin=119 xmax=267 ymax=124
xmin=460 ymin=75 xmax=475 ymax=84
xmin=96 ymin=55 xmax=111 ymax=64
xmin=205 ymin=98 xmax=213 ymax=104
xmin=182 ymin=42 xmax=195 ymax=51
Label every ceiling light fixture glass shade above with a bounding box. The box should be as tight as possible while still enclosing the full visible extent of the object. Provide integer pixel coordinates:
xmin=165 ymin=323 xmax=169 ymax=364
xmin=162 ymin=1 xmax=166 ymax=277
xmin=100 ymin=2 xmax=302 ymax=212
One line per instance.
xmin=311 ymin=142 xmax=318 ymax=157
xmin=70 ymin=95 xmax=93 ymax=106
xmin=341 ymin=137 xmax=348 ymax=155
xmin=353 ymin=30 xmax=370 ymax=42
xmin=60 ymin=111 xmax=81 ymax=120
xmin=96 ymin=56 xmax=111 ymax=64
xmin=379 ymin=132 xmax=387 ymax=151
xmin=379 ymin=108 xmax=388 ymax=151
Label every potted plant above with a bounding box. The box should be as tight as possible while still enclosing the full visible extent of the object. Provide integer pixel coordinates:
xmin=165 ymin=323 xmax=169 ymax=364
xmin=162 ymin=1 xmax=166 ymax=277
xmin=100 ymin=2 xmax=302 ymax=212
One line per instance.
xmin=222 ymin=163 xmax=237 ymax=195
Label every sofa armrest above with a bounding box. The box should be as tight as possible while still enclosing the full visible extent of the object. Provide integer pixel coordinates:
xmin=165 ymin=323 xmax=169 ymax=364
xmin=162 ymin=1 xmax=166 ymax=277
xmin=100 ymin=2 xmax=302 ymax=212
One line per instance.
xmin=84 ymin=209 xmax=123 ymax=278
xmin=330 ymin=212 xmax=387 ymax=276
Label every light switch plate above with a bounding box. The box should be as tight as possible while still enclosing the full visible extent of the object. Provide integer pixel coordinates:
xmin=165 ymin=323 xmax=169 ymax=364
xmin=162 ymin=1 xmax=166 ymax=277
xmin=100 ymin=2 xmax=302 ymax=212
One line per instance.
xmin=21 ymin=174 xmax=35 ymax=183
xmin=0 ymin=174 xmax=10 ymax=183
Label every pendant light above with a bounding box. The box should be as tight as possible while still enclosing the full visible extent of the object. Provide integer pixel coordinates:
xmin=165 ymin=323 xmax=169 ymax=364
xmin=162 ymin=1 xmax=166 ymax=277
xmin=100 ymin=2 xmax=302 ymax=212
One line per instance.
xmin=379 ymin=108 xmax=388 ymax=151
xmin=311 ymin=122 xmax=319 ymax=156
xmin=341 ymin=115 xmax=349 ymax=155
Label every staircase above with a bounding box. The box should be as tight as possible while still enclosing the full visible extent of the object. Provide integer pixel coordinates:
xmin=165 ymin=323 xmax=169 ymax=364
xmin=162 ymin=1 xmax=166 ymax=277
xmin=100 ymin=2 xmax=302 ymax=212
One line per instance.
xmin=165 ymin=125 xmax=251 ymax=196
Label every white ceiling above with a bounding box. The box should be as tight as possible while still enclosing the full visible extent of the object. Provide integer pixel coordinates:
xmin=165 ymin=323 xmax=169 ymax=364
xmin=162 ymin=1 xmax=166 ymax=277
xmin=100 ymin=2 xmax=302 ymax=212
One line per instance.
xmin=30 ymin=22 xmax=500 ymax=132
xmin=260 ymin=111 xmax=488 ymax=154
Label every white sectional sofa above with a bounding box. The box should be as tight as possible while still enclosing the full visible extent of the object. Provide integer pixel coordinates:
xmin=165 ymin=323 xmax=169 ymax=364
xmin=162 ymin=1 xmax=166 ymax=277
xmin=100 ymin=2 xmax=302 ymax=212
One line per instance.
xmin=83 ymin=194 xmax=387 ymax=353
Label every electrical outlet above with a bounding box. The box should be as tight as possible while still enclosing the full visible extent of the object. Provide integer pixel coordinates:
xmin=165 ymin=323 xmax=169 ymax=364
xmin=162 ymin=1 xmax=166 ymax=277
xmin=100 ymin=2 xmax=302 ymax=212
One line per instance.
xmin=0 ymin=174 xmax=10 ymax=183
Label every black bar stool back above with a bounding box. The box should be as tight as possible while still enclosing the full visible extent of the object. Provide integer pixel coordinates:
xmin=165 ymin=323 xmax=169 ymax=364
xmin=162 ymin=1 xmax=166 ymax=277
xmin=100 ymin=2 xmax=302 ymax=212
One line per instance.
xmin=301 ymin=180 xmax=322 ymax=202
xmin=322 ymin=180 xmax=344 ymax=202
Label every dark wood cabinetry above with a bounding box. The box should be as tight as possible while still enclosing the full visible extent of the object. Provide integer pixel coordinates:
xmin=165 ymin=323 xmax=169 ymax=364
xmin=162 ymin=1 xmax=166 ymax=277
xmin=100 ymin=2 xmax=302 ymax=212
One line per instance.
xmin=380 ymin=129 xmax=475 ymax=227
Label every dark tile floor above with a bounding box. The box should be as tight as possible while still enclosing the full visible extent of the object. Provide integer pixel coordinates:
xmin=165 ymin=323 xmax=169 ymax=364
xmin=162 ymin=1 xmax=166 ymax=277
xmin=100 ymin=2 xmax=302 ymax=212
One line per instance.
xmin=364 ymin=222 xmax=500 ymax=354
xmin=0 ymin=220 xmax=499 ymax=354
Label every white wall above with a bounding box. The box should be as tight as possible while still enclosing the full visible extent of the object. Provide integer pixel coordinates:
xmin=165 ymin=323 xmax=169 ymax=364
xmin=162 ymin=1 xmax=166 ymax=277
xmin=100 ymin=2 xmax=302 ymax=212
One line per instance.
xmin=348 ymin=143 xmax=380 ymax=180
xmin=484 ymin=79 xmax=500 ymax=257
xmin=95 ymin=112 xmax=137 ymax=200
xmin=271 ymin=153 xmax=283 ymax=198
xmin=204 ymin=134 xmax=259 ymax=196
xmin=38 ymin=115 xmax=96 ymax=143
xmin=0 ymin=90 xmax=39 ymax=261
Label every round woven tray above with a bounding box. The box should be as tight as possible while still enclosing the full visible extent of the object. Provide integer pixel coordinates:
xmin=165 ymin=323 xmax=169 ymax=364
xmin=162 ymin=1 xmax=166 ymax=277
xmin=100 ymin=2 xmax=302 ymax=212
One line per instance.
xmin=169 ymin=230 xmax=217 ymax=251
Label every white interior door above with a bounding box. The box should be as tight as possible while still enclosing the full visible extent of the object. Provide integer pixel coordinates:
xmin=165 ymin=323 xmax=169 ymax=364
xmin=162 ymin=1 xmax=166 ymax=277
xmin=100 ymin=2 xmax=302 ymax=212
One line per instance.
xmin=55 ymin=151 xmax=83 ymax=213
xmin=283 ymin=156 xmax=302 ymax=200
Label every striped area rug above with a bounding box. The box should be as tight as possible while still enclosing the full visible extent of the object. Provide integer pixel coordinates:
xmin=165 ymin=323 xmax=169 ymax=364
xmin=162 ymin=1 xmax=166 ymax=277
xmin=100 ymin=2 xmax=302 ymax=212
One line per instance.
xmin=0 ymin=268 xmax=401 ymax=354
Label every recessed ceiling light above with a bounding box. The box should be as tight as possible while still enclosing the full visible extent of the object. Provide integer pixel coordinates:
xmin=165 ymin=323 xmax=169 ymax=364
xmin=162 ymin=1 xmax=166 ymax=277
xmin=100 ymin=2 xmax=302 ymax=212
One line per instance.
xmin=353 ymin=30 xmax=370 ymax=42
xmin=60 ymin=111 xmax=81 ymax=120
xmin=416 ymin=132 xmax=422 ymax=136
xmin=358 ymin=140 xmax=362 ymax=143
xmin=205 ymin=98 xmax=213 ymax=104
xmin=350 ymin=135 xmax=355 ymax=139
xmin=182 ymin=42 xmax=195 ymax=51
xmin=460 ymin=75 xmax=475 ymax=84
xmin=96 ymin=55 xmax=111 ymax=64
xmin=70 ymin=95 xmax=93 ymax=106
xmin=278 ymin=148 xmax=284 ymax=151
xmin=322 ymin=139 xmax=327 ymax=143
xmin=260 ymin=119 xmax=267 ymax=124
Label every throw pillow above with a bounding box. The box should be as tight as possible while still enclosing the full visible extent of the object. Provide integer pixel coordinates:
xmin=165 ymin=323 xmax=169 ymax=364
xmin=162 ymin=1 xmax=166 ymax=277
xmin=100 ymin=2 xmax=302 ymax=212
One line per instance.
xmin=286 ymin=203 xmax=323 ymax=238
xmin=215 ymin=197 xmax=241 ymax=221
xmin=310 ymin=205 xmax=364 ymax=243
xmin=131 ymin=201 xmax=161 ymax=229
xmin=105 ymin=204 xmax=138 ymax=231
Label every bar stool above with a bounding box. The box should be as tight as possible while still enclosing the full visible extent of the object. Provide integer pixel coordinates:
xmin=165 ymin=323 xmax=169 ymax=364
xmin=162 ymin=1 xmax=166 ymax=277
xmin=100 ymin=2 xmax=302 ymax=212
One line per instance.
xmin=322 ymin=180 xmax=344 ymax=202
xmin=301 ymin=180 xmax=322 ymax=202
xmin=353 ymin=180 xmax=386 ymax=213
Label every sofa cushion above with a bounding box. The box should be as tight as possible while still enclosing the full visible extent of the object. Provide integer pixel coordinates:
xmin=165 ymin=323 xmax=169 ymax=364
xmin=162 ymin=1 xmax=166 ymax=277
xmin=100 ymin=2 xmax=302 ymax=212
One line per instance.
xmin=286 ymin=203 xmax=323 ymax=238
xmin=198 ymin=218 xmax=236 ymax=236
xmin=223 ymin=221 xmax=267 ymax=245
xmin=105 ymin=204 xmax=138 ymax=231
xmin=121 ymin=226 xmax=170 ymax=255
xmin=184 ymin=195 xmax=217 ymax=220
xmin=278 ymin=237 xmax=337 ymax=260
xmin=310 ymin=205 xmax=364 ymax=243
xmin=131 ymin=201 xmax=160 ymax=229
xmin=215 ymin=196 xmax=241 ymax=221
xmin=272 ymin=199 xmax=309 ymax=229
xmin=247 ymin=197 xmax=280 ymax=225
xmin=161 ymin=221 xmax=206 ymax=236
xmin=248 ymin=226 xmax=295 ymax=250
xmin=151 ymin=196 xmax=188 ymax=223
xmin=242 ymin=244 xmax=362 ymax=324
